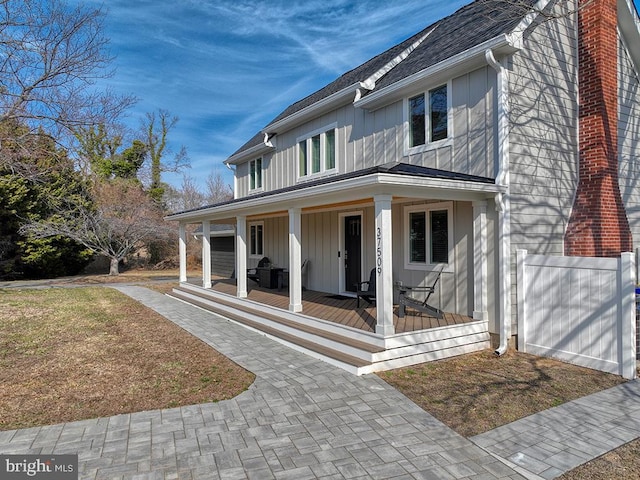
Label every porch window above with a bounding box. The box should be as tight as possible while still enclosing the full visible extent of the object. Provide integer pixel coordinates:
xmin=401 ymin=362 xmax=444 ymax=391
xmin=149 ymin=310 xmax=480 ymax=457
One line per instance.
xmin=404 ymin=202 xmax=453 ymax=269
xmin=249 ymin=222 xmax=264 ymax=257
xmin=408 ymin=83 xmax=449 ymax=149
xmin=409 ymin=212 xmax=426 ymax=263
xmin=249 ymin=157 xmax=262 ymax=191
xmin=298 ymin=124 xmax=337 ymax=178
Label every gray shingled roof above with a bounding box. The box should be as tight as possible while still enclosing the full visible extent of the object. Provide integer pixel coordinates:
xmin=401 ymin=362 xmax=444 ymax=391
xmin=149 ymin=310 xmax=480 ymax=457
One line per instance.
xmin=229 ymin=0 xmax=537 ymax=158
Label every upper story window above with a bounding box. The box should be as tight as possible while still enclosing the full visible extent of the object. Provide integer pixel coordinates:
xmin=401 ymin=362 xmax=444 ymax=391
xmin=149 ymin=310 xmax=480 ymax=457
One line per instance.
xmin=249 ymin=157 xmax=263 ymax=191
xmin=298 ymin=124 xmax=337 ymax=178
xmin=404 ymin=202 xmax=453 ymax=271
xmin=408 ymin=83 xmax=449 ymax=149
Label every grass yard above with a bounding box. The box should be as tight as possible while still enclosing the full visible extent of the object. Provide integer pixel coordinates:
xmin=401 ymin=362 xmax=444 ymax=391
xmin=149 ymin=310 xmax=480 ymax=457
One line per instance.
xmin=0 ymin=286 xmax=254 ymax=431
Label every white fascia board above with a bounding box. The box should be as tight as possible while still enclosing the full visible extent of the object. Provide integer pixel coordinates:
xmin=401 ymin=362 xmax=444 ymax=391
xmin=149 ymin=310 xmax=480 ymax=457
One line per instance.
xmin=166 ymin=173 xmax=504 ymax=222
xmin=619 ymin=0 xmax=640 ymax=73
xmin=263 ymin=83 xmax=363 ymax=135
xmin=225 ymin=141 xmax=274 ymax=166
xmin=354 ymin=34 xmax=520 ymax=111
xmin=509 ymin=0 xmax=552 ymax=42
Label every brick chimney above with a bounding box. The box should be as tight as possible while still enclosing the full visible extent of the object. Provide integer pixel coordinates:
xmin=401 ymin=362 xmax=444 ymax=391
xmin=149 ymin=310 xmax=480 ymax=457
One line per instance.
xmin=564 ymin=0 xmax=632 ymax=257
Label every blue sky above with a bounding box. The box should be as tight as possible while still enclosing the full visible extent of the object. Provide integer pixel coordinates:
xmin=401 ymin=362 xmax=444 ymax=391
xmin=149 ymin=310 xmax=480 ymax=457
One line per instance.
xmin=81 ymin=0 xmax=640 ymax=191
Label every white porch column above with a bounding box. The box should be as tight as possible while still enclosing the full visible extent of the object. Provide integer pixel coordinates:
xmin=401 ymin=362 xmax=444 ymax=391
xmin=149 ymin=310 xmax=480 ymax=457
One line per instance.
xmin=289 ymin=208 xmax=303 ymax=312
xmin=236 ymin=216 xmax=248 ymax=298
xmin=374 ymin=194 xmax=394 ymax=336
xmin=179 ymin=222 xmax=187 ymax=283
xmin=201 ymin=220 xmax=212 ymax=288
xmin=473 ymin=201 xmax=488 ymax=321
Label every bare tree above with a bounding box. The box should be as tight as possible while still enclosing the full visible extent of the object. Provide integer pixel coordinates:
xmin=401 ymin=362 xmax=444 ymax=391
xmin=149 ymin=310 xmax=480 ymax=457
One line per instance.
xmin=20 ymin=180 xmax=174 ymax=275
xmin=142 ymin=109 xmax=189 ymax=202
xmin=205 ymin=171 xmax=233 ymax=205
xmin=0 ymin=0 xmax=135 ymax=176
xmin=478 ymin=0 xmax=595 ymax=23
xmin=179 ymin=175 xmax=206 ymax=211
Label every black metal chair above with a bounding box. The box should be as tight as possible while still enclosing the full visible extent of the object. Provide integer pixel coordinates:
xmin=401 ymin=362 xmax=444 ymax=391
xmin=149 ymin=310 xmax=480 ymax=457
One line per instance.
xmin=278 ymin=259 xmax=308 ymax=291
xmin=356 ymin=268 xmax=376 ymax=308
xmin=247 ymin=256 xmax=270 ymax=284
xmin=397 ymin=267 xmax=444 ymax=318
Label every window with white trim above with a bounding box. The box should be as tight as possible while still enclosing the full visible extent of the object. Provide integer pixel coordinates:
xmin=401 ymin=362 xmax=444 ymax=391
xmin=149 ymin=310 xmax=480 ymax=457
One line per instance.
xmin=404 ymin=202 xmax=453 ymax=269
xmin=249 ymin=157 xmax=263 ymax=191
xmin=249 ymin=222 xmax=264 ymax=257
xmin=408 ymin=83 xmax=449 ymax=149
xmin=298 ymin=125 xmax=337 ymax=178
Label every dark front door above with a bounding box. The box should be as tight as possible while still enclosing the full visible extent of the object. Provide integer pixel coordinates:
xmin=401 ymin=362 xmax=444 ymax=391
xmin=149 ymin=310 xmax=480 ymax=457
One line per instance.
xmin=344 ymin=215 xmax=362 ymax=292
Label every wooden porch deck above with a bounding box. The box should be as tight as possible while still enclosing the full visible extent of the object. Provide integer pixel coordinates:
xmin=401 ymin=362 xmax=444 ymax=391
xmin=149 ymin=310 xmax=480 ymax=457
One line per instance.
xmin=206 ymin=278 xmax=475 ymax=334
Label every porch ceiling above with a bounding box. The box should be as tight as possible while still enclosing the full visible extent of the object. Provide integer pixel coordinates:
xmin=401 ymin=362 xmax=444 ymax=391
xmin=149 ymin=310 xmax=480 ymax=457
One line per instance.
xmin=167 ymin=166 xmax=504 ymax=224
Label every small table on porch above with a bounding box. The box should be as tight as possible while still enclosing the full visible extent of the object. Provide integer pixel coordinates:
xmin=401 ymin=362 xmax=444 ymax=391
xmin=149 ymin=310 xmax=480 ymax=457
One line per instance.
xmin=257 ymin=267 xmax=284 ymax=289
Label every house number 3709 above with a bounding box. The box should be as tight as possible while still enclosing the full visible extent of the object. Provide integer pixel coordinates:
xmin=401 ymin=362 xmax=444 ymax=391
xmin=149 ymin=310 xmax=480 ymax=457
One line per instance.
xmin=376 ymin=227 xmax=382 ymax=275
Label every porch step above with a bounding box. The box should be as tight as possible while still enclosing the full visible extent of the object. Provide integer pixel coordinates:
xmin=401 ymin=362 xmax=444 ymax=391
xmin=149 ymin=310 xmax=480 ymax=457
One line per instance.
xmin=170 ymin=286 xmax=380 ymax=372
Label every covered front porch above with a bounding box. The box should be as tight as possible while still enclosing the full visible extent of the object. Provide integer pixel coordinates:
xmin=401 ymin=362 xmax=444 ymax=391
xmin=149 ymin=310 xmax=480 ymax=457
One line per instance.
xmin=168 ymin=164 xmax=507 ymax=373
xmin=193 ymin=276 xmax=477 ymax=333
xmin=171 ymin=278 xmax=489 ymax=374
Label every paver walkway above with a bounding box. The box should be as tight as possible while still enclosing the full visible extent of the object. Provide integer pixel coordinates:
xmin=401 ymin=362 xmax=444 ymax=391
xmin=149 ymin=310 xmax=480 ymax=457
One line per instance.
xmin=1 ymin=286 xmax=638 ymax=479
xmin=472 ymin=380 xmax=640 ymax=479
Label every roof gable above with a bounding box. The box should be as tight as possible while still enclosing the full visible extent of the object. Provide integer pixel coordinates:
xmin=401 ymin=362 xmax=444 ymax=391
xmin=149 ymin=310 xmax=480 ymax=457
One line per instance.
xmin=229 ymin=0 xmax=538 ymax=160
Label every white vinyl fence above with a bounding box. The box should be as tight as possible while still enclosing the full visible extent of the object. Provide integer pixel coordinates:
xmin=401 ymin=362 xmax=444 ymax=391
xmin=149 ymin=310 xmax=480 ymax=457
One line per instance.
xmin=517 ymin=250 xmax=636 ymax=379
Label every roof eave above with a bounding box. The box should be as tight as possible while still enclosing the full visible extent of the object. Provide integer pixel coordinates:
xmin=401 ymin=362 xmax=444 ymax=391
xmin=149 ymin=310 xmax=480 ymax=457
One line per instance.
xmin=354 ymin=33 xmax=521 ymax=111
xmin=225 ymin=140 xmax=275 ymax=166
xmin=165 ymin=172 xmax=504 ymax=223
xmin=262 ymin=82 xmax=364 ymax=135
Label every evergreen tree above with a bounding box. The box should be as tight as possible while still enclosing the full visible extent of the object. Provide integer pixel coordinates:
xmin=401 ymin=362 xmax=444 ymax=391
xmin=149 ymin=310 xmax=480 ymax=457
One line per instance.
xmin=0 ymin=121 xmax=93 ymax=279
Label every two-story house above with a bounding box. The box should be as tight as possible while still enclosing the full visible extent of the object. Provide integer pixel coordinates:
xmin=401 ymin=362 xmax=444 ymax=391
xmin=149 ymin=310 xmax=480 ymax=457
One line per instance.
xmin=167 ymin=0 xmax=640 ymax=374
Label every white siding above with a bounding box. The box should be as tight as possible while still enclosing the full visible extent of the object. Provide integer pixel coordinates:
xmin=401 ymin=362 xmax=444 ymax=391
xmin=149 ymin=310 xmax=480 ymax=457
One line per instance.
xmin=507 ymin=0 xmax=579 ymax=334
xmin=234 ymin=68 xmax=497 ymax=195
xmin=508 ymin=0 xmax=578 ymax=256
xmin=391 ymin=200 xmax=473 ymax=316
xmin=618 ymin=36 xmax=640 ymax=249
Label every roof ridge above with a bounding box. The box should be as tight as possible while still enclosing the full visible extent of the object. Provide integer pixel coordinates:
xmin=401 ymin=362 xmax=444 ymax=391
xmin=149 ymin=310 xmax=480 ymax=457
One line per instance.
xmin=357 ymin=26 xmax=438 ymax=97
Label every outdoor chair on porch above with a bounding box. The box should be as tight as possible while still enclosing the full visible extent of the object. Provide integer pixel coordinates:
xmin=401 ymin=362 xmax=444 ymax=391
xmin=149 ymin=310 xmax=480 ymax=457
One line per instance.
xmin=356 ymin=268 xmax=376 ymax=308
xmin=397 ymin=267 xmax=444 ymax=319
xmin=278 ymin=259 xmax=308 ymax=291
xmin=247 ymin=256 xmax=270 ymax=284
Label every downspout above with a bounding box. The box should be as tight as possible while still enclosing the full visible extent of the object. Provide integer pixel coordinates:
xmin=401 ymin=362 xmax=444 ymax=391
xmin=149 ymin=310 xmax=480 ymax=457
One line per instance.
xmin=486 ymin=49 xmax=512 ymax=356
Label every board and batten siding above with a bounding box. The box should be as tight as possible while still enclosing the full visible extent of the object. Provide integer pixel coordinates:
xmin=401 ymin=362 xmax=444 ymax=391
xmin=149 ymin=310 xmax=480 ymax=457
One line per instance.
xmin=507 ymin=0 xmax=579 ymax=334
xmin=618 ymin=36 xmax=640 ymax=250
xmin=250 ymin=202 xmax=474 ymax=317
xmin=234 ymin=67 xmax=497 ymax=198
xmin=390 ymin=201 xmax=474 ymax=317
